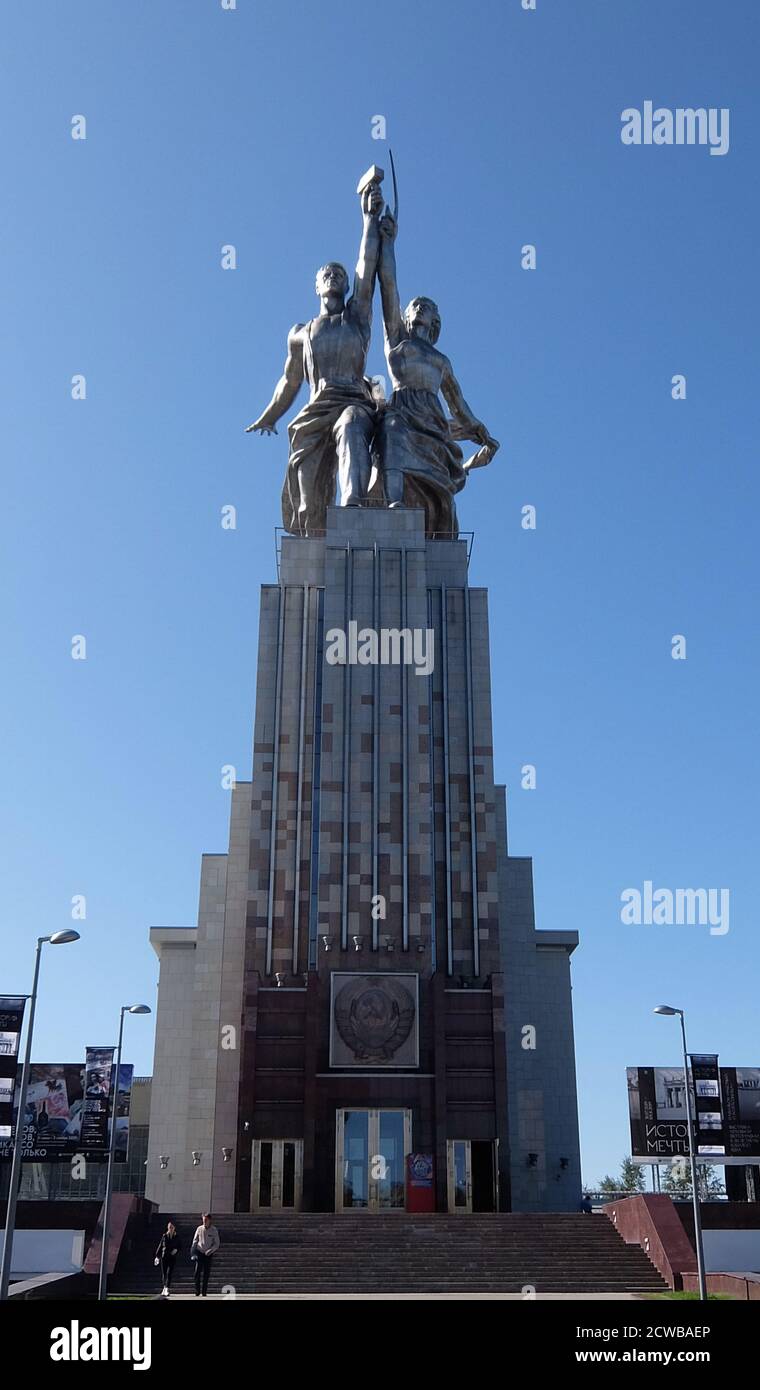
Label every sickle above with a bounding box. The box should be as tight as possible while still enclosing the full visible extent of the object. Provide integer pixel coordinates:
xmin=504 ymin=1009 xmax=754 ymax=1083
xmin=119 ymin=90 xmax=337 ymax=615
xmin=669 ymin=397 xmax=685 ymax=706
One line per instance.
xmin=389 ymin=147 xmax=399 ymax=220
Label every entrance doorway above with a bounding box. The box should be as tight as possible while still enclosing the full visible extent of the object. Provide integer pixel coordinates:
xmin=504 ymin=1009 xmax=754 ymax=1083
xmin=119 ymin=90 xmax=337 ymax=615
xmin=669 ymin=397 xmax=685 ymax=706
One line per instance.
xmin=446 ymin=1140 xmax=497 ymax=1212
xmin=335 ymin=1109 xmax=411 ymax=1211
xmin=251 ymin=1139 xmax=303 ymax=1212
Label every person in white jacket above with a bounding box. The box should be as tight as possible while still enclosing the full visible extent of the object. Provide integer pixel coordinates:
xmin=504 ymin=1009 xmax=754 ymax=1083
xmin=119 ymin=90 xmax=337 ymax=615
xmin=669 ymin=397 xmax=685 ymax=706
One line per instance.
xmin=191 ymin=1212 xmax=221 ymax=1297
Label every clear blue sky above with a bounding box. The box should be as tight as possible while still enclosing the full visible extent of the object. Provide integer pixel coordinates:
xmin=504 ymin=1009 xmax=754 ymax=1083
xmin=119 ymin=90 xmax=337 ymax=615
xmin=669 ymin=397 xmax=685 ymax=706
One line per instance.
xmin=3 ymin=0 xmax=758 ymax=1187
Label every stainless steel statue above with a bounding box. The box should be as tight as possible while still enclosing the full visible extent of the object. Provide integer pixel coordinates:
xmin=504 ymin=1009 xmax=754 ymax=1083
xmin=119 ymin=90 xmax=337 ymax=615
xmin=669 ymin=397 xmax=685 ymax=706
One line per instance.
xmin=246 ymin=169 xmax=385 ymax=537
xmin=373 ymin=209 xmax=499 ymax=538
xmin=247 ymin=163 xmax=498 ymax=539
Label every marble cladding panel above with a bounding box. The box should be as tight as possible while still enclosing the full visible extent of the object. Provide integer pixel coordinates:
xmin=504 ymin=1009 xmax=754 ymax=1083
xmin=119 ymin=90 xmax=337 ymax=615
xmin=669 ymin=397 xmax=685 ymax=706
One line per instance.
xmin=246 ymin=511 xmax=505 ymax=982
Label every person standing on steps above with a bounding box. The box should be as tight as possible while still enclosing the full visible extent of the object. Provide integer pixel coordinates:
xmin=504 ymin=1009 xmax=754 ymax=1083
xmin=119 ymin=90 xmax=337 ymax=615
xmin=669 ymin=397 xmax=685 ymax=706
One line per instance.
xmin=154 ymin=1219 xmax=181 ymax=1297
xmin=191 ymin=1212 xmax=221 ymax=1297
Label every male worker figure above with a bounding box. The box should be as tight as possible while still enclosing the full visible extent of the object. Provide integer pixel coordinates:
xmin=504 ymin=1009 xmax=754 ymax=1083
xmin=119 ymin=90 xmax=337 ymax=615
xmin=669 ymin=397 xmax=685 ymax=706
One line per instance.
xmin=246 ymin=172 xmax=384 ymax=536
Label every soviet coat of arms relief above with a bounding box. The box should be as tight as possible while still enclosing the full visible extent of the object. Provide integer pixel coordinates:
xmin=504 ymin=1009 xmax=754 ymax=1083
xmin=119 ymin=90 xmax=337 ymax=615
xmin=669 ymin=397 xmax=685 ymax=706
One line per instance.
xmin=330 ymin=974 xmax=419 ymax=1067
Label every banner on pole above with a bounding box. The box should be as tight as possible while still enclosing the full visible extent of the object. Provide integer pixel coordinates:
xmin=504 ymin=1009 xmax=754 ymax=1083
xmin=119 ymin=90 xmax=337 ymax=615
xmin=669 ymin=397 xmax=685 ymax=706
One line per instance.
xmin=0 ymin=998 xmax=26 ymax=1141
xmin=627 ymin=1063 xmax=760 ymax=1164
xmin=79 ymin=1047 xmax=115 ymax=1151
xmin=0 ymin=1053 xmax=134 ymax=1163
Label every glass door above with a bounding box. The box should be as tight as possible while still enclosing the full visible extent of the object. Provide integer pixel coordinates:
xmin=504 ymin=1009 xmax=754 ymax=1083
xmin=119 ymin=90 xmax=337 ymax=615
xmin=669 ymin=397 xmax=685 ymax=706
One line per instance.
xmin=335 ymin=1109 xmax=411 ymax=1211
xmin=376 ymin=1110 xmax=406 ymax=1209
xmin=447 ymin=1139 xmax=472 ymax=1212
xmin=251 ymin=1139 xmax=303 ymax=1212
xmin=340 ymin=1111 xmax=370 ymax=1209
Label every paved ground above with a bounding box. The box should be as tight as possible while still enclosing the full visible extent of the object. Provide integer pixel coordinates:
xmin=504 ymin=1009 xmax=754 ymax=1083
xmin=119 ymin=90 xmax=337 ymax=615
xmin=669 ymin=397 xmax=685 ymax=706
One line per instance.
xmin=152 ymin=1291 xmax=645 ymax=1301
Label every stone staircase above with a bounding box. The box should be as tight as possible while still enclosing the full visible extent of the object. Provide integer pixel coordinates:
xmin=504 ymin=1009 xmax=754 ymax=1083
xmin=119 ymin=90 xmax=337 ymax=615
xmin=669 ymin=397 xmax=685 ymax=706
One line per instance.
xmin=111 ymin=1212 xmax=668 ymax=1296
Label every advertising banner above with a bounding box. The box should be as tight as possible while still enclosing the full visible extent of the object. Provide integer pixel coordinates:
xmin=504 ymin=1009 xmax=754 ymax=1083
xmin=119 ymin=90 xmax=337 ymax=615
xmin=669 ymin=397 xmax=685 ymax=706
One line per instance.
xmin=628 ymin=1066 xmax=689 ymax=1159
xmin=627 ymin=1064 xmax=760 ymax=1164
xmin=691 ymin=1054 xmax=726 ymax=1157
xmin=79 ymin=1047 xmax=115 ymax=1150
xmin=719 ymin=1068 xmax=760 ymax=1159
xmin=0 ymin=997 xmax=26 ymax=1140
xmin=0 ymin=1056 xmax=134 ymax=1163
xmin=112 ymin=1063 xmax=134 ymax=1163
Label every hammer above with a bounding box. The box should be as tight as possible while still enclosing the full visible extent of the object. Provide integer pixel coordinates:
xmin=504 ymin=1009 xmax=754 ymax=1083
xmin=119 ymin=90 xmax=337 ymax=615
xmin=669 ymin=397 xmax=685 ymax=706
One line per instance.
xmin=357 ymin=163 xmax=385 ymax=212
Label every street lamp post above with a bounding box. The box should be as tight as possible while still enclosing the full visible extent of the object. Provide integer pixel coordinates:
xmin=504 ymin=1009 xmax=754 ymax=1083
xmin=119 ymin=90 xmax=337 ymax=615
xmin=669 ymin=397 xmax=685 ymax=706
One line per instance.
xmin=0 ymin=930 xmax=80 ymax=1301
xmin=97 ymin=1004 xmax=150 ymax=1302
xmin=654 ymin=1004 xmax=708 ymax=1301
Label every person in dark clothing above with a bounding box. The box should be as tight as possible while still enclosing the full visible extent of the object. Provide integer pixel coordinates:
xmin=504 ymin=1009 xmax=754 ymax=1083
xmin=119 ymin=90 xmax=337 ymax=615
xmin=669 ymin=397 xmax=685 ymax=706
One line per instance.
xmin=191 ymin=1212 xmax=221 ymax=1297
xmin=154 ymin=1220 xmax=181 ymax=1296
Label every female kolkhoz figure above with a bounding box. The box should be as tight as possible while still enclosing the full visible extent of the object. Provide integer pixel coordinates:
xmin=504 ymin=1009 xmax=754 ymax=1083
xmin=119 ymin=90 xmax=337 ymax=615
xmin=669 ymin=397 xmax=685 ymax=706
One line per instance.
xmin=374 ymin=211 xmax=499 ymax=538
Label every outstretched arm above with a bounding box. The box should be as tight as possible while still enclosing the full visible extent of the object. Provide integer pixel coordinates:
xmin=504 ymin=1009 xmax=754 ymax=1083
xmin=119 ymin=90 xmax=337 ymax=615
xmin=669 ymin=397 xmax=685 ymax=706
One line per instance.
xmin=441 ymin=358 xmax=499 ymax=453
xmin=349 ymin=184 xmax=383 ymax=322
xmin=377 ymin=212 xmax=404 ymax=349
xmin=245 ymin=325 xmax=305 ymax=435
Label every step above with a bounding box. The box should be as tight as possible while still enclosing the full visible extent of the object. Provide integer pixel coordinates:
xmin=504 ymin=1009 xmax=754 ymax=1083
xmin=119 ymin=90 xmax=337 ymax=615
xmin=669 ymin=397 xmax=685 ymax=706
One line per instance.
xmin=112 ymin=1212 xmax=668 ymax=1296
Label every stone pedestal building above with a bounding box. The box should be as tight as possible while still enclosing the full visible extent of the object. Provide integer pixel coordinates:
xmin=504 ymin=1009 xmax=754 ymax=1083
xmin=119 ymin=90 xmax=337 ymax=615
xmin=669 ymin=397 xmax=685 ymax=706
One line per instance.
xmin=147 ymin=507 xmax=580 ymax=1214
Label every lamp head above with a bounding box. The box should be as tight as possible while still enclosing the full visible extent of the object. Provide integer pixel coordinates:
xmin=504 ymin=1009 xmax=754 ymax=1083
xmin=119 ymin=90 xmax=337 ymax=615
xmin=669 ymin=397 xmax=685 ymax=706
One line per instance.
xmin=654 ymin=1005 xmax=680 ymax=1016
xmin=126 ymin=1004 xmax=151 ymax=1015
xmin=49 ymin=930 xmax=80 ymax=945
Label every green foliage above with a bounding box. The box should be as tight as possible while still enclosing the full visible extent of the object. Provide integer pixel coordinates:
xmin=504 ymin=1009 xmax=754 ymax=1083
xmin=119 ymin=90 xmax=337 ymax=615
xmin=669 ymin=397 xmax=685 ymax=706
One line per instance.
xmin=620 ymin=1156 xmax=646 ymax=1193
xmin=598 ymin=1174 xmax=619 ymax=1194
xmin=661 ymin=1161 xmax=725 ymax=1199
xmin=597 ymin=1156 xmax=645 ymax=1194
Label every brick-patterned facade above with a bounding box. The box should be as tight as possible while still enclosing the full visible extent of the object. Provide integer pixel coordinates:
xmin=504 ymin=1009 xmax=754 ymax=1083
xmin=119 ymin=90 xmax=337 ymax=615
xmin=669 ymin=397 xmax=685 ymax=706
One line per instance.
xmin=147 ymin=507 xmax=581 ymax=1214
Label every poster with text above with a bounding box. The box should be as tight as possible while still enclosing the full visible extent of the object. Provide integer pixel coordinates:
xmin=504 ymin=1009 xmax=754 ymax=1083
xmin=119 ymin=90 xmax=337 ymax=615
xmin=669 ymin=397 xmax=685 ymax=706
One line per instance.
xmin=0 ymin=998 xmax=26 ymax=1140
xmin=628 ymin=1064 xmax=760 ymax=1163
xmin=79 ymin=1047 xmax=115 ymax=1150
xmin=0 ymin=1056 xmax=133 ymax=1162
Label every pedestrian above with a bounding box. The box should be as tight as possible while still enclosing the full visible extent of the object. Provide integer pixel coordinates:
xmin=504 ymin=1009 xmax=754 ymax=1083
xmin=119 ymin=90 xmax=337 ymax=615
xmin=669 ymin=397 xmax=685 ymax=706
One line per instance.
xmin=191 ymin=1212 xmax=221 ymax=1297
xmin=154 ymin=1220 xmax=181 ymax=1296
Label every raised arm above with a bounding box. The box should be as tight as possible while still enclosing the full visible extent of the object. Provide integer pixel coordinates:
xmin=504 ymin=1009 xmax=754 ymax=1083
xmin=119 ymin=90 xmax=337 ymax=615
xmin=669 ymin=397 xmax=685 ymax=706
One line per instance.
xmin=245 ymin=324 xmax=305 ymax=435
xmin=377 ymin=212 xmax=404 ymax=349
xmin=349 ymin=184 xmax=383 ymax=323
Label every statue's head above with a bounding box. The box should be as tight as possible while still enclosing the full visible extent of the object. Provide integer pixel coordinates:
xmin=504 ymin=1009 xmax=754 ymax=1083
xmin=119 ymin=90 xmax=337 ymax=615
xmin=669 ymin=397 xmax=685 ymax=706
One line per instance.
xmin=315 ymin=262 xmax=350 ymax=301
xmin=404 ymin=296 xmax=441 ymax=344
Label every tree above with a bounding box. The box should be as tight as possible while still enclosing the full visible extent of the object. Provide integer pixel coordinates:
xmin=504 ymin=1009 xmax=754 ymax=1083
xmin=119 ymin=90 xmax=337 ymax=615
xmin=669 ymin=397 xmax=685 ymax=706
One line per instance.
xmin=619 ymin=1156 xmax=646 ymax=1193
xmin=662 ymin=1161 xmax=692 ymax=1198
xmin=596 ymin=1157 xmax=645 ymax=1195
xmin=662 ymin=1161 xmax=725 ymax=1199
xmin=700 ymin=1165 xmax=726 ymax=1198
